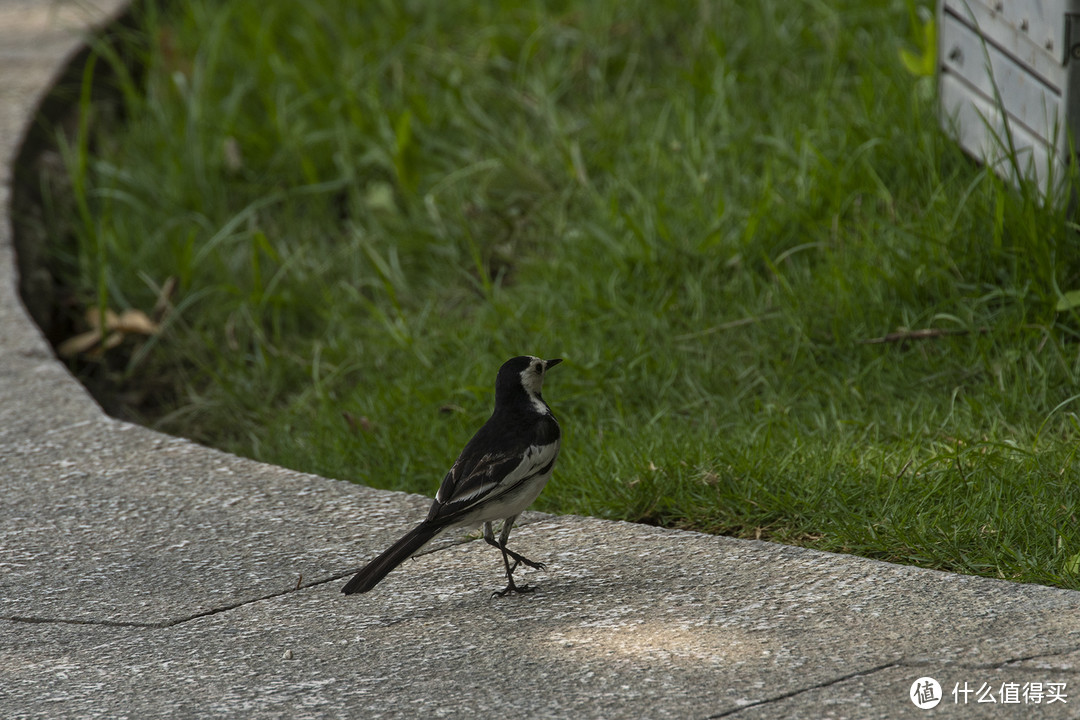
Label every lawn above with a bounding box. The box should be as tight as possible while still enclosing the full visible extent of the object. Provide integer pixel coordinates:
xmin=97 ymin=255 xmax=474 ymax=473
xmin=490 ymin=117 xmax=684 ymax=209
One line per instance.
xmin=28 ymin=0 xmax=1080 ymax=588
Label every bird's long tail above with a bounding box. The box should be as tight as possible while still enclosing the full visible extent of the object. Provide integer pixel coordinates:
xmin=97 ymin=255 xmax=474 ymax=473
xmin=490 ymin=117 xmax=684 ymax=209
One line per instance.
xmin=341 ymin=522 xmax=442 ymax=594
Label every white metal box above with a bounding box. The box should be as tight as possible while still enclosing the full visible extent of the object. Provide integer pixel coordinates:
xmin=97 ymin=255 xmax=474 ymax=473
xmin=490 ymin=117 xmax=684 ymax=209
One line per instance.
xmin=938 ymin=0 xmax=1080 ymax=197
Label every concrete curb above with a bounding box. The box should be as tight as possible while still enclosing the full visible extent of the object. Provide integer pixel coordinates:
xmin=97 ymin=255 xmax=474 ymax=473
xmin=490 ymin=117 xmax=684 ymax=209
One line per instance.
xmin=2 ymin=2 xmax=1079 ymax=718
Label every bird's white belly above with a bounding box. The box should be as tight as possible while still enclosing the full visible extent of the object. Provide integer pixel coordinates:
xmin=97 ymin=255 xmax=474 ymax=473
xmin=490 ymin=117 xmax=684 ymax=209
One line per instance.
xmin=450 ymin=469 xmax=553 ymax=529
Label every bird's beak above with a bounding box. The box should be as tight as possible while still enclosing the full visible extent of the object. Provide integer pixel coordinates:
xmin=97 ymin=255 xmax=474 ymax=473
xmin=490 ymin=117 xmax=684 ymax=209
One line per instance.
xmin=545 ymin=358 xmax=563 ymax=370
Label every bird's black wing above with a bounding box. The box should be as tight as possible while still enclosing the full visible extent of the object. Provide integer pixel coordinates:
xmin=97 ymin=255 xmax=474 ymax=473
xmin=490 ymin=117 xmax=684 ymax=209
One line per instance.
xmin=428 ymin=415 xmax=559 ymax=523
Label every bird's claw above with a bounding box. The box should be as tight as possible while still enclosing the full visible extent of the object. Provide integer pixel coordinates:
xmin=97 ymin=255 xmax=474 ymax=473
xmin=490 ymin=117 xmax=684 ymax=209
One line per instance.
xmin=491 ymin=580 xmax=537 ymax=598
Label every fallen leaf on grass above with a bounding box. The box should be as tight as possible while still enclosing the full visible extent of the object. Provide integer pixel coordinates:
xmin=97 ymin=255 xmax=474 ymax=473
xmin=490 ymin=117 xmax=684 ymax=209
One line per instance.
xmin=57 ymin=307 xmax=160 ymax=358
xmin=1056 ymin=290 xmax=1080 ymax=312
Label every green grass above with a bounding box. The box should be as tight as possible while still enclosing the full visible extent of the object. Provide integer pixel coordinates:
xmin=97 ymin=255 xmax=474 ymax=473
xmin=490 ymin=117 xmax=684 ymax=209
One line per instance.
xmin=28 ymin=0 xmax=1080 ymax=588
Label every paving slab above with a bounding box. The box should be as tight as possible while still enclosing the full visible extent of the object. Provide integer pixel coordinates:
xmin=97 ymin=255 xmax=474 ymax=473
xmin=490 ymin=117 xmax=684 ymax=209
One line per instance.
xmin=4 ymin=517 xmax=1080 ymax=718
xmin=1 ymin=413 xmax=543 ymax=626
xmin=2 ymin=1 xmax=1080 ymax=718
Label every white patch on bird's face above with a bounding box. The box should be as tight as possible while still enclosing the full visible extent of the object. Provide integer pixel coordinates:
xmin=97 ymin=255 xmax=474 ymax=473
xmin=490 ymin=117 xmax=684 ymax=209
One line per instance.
xmin=519 ymin=356 xmax=549 ymax=414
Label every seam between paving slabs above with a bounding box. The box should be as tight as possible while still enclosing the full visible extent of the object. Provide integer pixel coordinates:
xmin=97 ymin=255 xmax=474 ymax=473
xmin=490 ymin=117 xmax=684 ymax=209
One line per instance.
xmin=706 ymin=662 xmax=902 ymax=719
xmin=0 ymin=530 xmax=508 ymax=628
xmin=4 ymin=575 xmax=346 ymax=629
xmin=705 ymin=650 xmax=1080 ymax=718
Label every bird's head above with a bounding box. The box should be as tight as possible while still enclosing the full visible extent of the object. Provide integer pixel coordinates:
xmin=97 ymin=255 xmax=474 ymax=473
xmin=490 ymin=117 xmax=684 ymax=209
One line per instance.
xmin=496 ymin=355 xmax=562 ymax=408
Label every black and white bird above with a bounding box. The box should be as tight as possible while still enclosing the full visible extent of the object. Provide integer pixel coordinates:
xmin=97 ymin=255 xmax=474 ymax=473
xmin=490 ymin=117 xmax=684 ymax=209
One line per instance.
xmin=341 ymin=355 xmax=562 ymax=597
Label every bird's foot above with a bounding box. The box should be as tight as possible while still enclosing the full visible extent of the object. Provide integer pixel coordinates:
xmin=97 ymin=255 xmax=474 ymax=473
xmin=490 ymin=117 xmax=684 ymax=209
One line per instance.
xmin=491 ymin=577 xmax=537 ymax=598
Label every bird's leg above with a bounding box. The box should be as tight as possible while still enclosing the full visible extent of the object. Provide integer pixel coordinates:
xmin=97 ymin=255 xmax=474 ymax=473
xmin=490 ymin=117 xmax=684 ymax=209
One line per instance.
xmin=492 ymin=543 xmax=535 ymax=598
xmin=487 ymin=517 xmax=543 ymax=597
xmin=483 ymin=521 xmax=517 ymax=573
xmin=483 ymin=518 xmax=546 ymax=572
